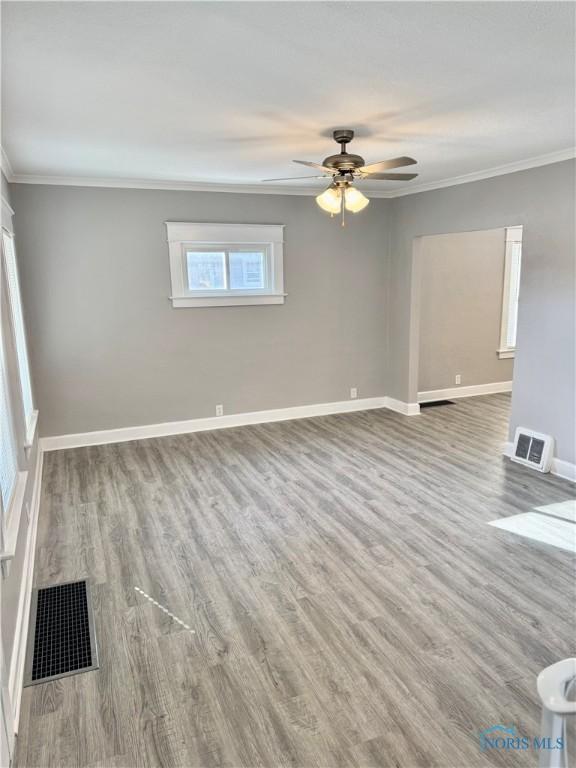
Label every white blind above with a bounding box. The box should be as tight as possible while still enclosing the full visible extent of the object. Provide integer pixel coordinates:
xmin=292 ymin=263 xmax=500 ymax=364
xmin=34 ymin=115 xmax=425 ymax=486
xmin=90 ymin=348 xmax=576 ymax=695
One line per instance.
xmin=505 ymin=241 xmax=522 ymax=349
xmin=0 ymin=337 xmax=17 ymax=512
xmin=2 ymin=231 xmax=34 ymax=426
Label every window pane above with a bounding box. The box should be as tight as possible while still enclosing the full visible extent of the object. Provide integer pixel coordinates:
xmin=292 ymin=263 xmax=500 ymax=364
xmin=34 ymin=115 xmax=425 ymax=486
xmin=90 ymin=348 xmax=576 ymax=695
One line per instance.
xmin=229 ymin=251 xmax=265 ymax=290
xmin=2 ymin=232 xmax=34 ymax=426
xmin=186 ymin=251 xmax=226 ymax=290
xmin=0 ymin=338 xmax=17 ymax=511
xmin=506 ymin=242 xmax=522 ymax=348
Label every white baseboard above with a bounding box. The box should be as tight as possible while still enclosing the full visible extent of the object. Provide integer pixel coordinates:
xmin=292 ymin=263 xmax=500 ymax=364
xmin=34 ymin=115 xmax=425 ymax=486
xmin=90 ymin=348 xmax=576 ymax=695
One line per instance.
xmin=418 ymin=380 xmax=513 ymax=403
xmin=9 ymin=447 xmax=44 ymax=731
xmin=503 ymin=442 xmax=576 ymax=483
xmin=41 ymin=396 xmax=425 ymax=451
xmin=384 ymin=397 xmax=420 ymax=416
xmin=551 ymin=458 xmax=576 ymax=483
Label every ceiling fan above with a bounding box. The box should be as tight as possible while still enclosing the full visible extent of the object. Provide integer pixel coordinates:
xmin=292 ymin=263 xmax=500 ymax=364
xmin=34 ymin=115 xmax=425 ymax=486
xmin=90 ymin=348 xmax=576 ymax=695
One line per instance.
xmin=263 ymin=129 xmax=418 ymax=225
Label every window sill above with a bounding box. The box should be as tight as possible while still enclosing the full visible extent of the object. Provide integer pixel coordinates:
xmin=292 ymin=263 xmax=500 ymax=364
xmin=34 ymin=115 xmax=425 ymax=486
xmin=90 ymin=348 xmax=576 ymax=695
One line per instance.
xmin=497 ymin=348 xmax=516 ymax=359
xmin=170 ymin=294 xmax=286 ymax=308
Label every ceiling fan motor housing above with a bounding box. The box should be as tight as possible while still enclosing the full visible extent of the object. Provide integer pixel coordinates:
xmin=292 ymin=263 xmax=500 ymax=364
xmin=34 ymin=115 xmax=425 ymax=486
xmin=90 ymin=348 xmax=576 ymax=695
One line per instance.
xmin=323 ymin=153 xmax=365 ymax=171
xmin=324 ymin=129 xmax=365 ymax=171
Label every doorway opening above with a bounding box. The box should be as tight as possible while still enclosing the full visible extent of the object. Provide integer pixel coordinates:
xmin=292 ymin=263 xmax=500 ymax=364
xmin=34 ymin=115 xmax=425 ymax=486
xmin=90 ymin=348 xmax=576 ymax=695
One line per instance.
xmin=412 ymin=226 xmax=523 ymax=409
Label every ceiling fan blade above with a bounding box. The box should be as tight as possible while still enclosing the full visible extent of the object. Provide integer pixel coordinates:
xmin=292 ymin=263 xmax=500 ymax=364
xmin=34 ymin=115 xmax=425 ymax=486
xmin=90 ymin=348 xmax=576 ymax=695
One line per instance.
xmin=359 ymin=156 xmax=417 ymax=174
xmin=360 ymin=172 xmax=419 ymax=181
xmin=293 ymin=160 xmax=334 ymax=174
xmin=262 ymin=175 xmax=327 ymax=182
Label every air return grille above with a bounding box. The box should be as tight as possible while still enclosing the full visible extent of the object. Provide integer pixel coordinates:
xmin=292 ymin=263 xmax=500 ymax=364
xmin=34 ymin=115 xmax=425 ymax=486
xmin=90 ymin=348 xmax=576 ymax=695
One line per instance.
xmin=24 ymin=580 xmax=99 ymax=686
xmin=511 ymin=428 xmax=553 ymax=473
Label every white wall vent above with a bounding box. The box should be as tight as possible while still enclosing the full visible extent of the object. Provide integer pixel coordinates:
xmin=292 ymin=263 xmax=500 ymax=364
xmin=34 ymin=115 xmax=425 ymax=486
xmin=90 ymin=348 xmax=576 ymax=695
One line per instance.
xmin=511 ymin=428 xmax=554 ymax=473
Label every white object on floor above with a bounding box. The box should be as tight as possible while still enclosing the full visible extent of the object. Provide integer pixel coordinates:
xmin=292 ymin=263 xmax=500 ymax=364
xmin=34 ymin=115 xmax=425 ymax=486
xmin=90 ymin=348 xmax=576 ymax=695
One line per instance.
xmin=537 ymin=658 xmax=576 ymax=768
xmin=488 ymin=513 xmax=576 ymax=553
xmin=134 ymin=586 xmax=195 ymax=632
xmin=534 ymin=500 xmax=576 ymax=523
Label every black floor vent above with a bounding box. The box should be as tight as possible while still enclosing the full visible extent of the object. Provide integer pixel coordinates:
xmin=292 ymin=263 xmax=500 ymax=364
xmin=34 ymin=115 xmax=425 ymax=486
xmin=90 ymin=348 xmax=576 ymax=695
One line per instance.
xmin=420 ymin=400 xmax=455 ymax=408
xmin=24 ymin=580 xmax=99 ymax=686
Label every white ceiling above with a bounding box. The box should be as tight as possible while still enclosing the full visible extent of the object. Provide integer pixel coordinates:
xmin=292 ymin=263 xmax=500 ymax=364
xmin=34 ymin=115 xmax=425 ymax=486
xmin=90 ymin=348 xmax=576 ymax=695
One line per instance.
xmin=2 ymin=1 xmax=575 ymax=194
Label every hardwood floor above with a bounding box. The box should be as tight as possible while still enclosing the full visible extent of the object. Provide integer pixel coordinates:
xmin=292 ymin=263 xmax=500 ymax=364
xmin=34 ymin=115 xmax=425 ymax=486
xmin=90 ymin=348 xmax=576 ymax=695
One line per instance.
xmin=16 ymin=394 xmax=575 ymax=767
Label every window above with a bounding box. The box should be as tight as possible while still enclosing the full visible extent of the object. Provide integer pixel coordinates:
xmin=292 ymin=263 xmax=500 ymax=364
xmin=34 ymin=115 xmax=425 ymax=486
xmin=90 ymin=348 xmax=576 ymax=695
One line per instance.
xmin=186 ymin=248 xmax=267 ymax=291
xmin=498 ymin=226 xmax=523 ymax=359
xmin=1 ymin=230 xmax=35 ymax=440
xmin=0 ymin=200 xmax=34 ymax=570
xmin=166 ymin=222 xmax=285 ymax=307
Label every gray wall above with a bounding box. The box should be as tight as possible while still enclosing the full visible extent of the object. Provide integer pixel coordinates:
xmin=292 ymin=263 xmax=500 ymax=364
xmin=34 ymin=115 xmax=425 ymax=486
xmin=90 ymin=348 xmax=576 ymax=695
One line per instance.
xmin=388 ymin=159 xmax=575 ymax=463
xmin=10 ymin=160 xmax=576 ymax=464
xmin=10 ymin=185 xmax=390 ymax=436
xmin=418 ymin=228 xmax=514 ymax=393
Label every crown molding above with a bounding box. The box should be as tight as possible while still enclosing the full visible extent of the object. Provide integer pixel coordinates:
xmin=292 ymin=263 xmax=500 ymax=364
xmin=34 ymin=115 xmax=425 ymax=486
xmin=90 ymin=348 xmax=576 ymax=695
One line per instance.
xmin=1 ymin=146 xmax=15 ymax=181
xmin=385 ymin=147 xmax=576 ymax=198
xmin=8 ymin=147 xmax=575 ymax=198
xmin=8 ymin=174 xmax=337 ymax=197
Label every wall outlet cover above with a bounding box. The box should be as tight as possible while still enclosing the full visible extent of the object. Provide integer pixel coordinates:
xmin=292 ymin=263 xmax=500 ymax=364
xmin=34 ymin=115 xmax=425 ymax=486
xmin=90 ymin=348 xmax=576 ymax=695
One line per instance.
xmin=216 ymin=404 xmax=224 ymax=416
xmin=350 ymin=388 xmax=358 ymax=399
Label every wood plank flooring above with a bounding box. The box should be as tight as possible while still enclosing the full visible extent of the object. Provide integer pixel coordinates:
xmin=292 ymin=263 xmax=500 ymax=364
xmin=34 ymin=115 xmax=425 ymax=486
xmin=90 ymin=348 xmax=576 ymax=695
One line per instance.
xmin=16 ymin=395 xmax=576 ymax=767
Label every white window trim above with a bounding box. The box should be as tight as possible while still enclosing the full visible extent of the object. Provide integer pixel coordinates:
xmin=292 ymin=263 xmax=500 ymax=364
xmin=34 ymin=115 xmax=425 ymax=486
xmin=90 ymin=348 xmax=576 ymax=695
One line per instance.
xmin=0 ymin=471 xmax=27 ymax=564
xmin=1 ymin=227 xmax=37 ymax=437
xmin=166 ymin=222 xmax=286 ymax=308
xmin=24 ymin=409 xmax=39 ymax=451
xmin=0 ymin=332 xmax=28 ymax=567
xmin=498 ymin=225 xmax=523 ymax=359
xmin=0 ymin=209 xmax=37 ymax=570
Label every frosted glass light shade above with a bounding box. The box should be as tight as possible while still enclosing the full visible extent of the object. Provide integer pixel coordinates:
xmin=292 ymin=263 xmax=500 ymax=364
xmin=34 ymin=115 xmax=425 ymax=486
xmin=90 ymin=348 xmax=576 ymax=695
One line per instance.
xmin=344 ymin=186 xmax=370 ymax=212
xmin=316 ymin=186 xmax=342 ymax=214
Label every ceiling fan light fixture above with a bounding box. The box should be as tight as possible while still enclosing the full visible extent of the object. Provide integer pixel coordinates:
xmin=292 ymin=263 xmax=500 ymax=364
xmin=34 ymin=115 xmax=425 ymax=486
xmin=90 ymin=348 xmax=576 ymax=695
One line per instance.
xmin=316 ymin=185 xmax=342 ymax=214
xmin=263 ymin=130 xmax=417 ymax=225
xmin=344 ymin=186 xmax=370 ymax=213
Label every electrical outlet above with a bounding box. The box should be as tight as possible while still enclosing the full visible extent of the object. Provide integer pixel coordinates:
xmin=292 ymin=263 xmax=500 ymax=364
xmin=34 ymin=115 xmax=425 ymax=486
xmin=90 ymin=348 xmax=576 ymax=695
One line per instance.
xmin=350 ymin=387 xmax=358 ymax=400
xmin=216 ymin=404 xmax=224 ymax=416
xmin=455 ymin=374 xmax=462 ymax=385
